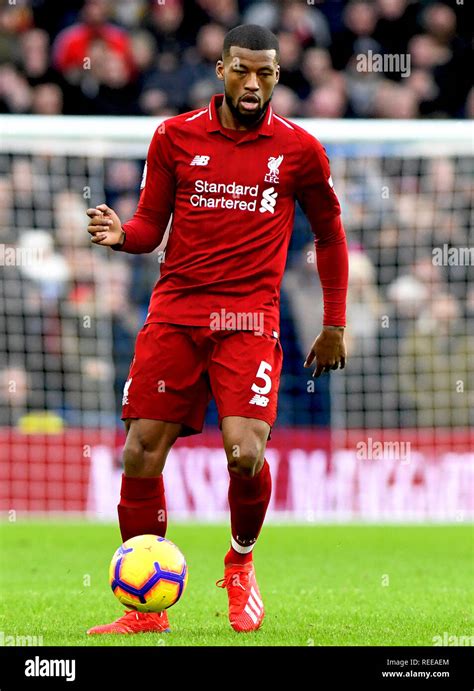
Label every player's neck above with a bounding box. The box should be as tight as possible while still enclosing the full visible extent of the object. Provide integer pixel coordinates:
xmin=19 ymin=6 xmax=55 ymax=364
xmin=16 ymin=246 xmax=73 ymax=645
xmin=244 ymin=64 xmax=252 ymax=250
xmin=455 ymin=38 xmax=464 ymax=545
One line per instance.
xmin=217 ymin=101 xmax=263 ymax=132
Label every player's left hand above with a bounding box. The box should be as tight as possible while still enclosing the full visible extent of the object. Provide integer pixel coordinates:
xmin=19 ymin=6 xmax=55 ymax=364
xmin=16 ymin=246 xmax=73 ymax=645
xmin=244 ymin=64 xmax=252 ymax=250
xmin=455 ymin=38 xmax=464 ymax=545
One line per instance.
xmin=303 ymin=327 xmax=346 ymax=378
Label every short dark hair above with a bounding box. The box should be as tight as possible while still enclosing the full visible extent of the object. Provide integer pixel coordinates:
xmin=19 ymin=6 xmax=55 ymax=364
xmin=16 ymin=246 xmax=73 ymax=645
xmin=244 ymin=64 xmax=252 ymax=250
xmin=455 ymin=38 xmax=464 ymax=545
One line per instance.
xmin=223 ymin=24 xmax=280 ymax=61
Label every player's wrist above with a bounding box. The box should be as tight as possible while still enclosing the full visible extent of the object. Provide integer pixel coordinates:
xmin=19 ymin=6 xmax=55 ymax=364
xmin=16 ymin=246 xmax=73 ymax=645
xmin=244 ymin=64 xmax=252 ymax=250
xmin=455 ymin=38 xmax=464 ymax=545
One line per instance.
xmin=111 ymin=230 xmax=126 ymax=250
xmin=323 ymin=325 xmax=345 ymax=331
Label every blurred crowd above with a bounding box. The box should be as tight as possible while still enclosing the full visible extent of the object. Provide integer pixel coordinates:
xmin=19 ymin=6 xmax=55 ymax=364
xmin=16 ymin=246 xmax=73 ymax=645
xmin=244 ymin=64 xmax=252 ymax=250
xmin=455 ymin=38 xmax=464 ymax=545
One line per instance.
xmin=284 ymin=151 xmax=473 ymax=428
xmin=0 ymin=158 xmax=142 ymax=426
xmin=0 ymin=0 xmax=472 ymax=119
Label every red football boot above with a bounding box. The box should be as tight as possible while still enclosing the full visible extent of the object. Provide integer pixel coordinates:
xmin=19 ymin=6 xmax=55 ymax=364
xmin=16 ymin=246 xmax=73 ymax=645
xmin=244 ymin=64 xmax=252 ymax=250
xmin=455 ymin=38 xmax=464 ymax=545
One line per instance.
xmin=216 ymin=561 xmax=264 ymax=632
xmin=87 ymin=609 xmax=170 ymax=635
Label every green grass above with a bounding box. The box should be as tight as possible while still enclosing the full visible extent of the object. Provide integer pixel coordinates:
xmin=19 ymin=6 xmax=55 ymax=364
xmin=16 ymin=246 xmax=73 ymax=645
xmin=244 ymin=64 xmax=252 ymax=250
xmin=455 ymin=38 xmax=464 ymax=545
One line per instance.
xmin=0 ymin=522 xmax=472 ymax=646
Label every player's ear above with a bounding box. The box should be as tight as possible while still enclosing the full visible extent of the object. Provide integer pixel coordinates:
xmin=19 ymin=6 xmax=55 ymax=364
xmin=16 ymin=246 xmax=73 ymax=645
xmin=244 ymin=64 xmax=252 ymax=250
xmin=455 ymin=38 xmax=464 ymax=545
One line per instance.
xmin=275 ymin=64 xmax=280 ymax=84
xmin=216 ymin=59 xmax=224 ymax=81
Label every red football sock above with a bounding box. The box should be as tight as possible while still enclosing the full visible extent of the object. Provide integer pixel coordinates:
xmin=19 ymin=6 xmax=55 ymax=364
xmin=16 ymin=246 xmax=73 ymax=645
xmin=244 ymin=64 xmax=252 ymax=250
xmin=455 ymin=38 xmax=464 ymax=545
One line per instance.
xmin=117 ymin=473 xmax=167 ymax=543
xmin=225 ymin=459 xmax=272 ymax=565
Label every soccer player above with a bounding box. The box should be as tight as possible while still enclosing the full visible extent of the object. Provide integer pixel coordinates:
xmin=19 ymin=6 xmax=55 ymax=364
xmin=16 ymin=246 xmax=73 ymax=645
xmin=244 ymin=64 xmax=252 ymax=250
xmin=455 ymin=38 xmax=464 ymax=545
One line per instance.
xmin=86 ymin=24 xmax=348 ymax=635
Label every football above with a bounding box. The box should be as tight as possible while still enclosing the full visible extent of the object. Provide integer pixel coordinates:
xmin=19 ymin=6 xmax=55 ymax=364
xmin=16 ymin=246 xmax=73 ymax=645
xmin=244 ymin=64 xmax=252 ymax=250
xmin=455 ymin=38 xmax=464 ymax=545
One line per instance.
xmin=109 ymin=534 xmax=188 ymax=612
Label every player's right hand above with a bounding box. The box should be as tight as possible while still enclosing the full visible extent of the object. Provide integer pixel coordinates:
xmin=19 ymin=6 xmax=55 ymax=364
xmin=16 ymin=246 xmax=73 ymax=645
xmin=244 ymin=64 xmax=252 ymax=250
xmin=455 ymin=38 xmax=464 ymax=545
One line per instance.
xmin=86 ymin=204 xmax=124 ymax=247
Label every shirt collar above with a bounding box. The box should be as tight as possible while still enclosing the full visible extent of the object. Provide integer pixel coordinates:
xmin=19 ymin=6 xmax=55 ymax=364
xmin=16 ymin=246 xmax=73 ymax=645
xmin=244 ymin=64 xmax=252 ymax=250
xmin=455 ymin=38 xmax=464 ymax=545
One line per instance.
xmin=206 ymin=94 xmax=274 ymax=140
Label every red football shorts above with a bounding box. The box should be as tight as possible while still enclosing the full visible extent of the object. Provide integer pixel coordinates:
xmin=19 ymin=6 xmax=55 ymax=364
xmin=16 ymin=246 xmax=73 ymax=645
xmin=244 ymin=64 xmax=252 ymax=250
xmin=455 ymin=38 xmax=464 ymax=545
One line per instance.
xmin=121 ymin=322 xmax=283 ymax=436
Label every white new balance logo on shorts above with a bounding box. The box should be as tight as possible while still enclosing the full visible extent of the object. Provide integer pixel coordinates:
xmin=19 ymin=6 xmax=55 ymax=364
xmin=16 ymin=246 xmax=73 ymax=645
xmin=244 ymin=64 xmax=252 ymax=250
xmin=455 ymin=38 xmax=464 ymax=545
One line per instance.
xmin=190 ymin=155 xmax=210 ymax=166
xmin=259 ymin=187 xmax=278 ymax=213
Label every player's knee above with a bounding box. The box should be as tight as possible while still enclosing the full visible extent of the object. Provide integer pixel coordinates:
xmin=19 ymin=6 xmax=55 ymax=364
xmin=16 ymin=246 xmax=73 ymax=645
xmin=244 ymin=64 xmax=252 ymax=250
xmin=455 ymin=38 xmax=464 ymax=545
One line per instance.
xmin=123 ymin=424 xmax=173 ymax=477
xmin=226 ymin=440 xmax=264 ymax=478
xmin=123 ymin=440 xmax=167 ymax=477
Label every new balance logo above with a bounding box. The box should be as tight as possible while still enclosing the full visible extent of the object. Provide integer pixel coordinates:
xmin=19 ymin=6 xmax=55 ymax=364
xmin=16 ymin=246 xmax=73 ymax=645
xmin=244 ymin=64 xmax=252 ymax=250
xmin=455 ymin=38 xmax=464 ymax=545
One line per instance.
xmin=249 ymin=394 xmax=269 ymax=407
xmin=190 ymin=155 xmax=210 ymax=166
xmin=259 ymin=187 xmax=278 ymax=214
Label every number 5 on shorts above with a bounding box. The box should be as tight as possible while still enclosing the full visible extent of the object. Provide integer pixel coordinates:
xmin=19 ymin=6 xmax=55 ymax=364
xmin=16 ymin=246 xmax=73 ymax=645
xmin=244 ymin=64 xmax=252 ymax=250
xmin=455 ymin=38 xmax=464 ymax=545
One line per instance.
xmin=251 ymin=361 xmax=272 ymax=395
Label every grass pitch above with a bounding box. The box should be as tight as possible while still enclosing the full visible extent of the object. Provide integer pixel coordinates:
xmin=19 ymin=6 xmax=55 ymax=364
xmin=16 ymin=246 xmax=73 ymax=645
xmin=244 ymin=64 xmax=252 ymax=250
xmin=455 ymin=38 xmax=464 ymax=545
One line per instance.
xmin=0 ymin=522 xmax=472 ymax=647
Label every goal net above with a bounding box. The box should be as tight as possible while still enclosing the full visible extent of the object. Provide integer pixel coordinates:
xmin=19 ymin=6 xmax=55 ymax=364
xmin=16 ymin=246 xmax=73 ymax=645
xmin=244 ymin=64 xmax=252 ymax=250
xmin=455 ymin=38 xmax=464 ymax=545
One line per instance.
xmin=1 ymin=116 xmax=472 ymax=520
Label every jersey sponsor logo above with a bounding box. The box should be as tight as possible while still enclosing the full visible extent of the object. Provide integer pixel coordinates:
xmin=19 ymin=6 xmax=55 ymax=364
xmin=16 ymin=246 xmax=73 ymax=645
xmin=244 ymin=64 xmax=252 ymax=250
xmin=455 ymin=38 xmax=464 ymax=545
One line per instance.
xmin=259 ymin=187 xmax=278 ymax=214
xmin=264 ymin=154 xmax=284 ymax=184
xmin=249 ymin=393 xmax=270 ymax=407
xmin=190 ymin=155 xmax=211 ymax=166
xmin=190 ymin=179 xmax=259 ymax=211
xmin=189 ymin=180 xmax=279 ymax=214
xmin=122 ymin=378 xmax=132 ymax=406
xmin=194 ymin=180 xmax=258 ymax=196
xmin=140 ymin=162 xmax=147 ymax=189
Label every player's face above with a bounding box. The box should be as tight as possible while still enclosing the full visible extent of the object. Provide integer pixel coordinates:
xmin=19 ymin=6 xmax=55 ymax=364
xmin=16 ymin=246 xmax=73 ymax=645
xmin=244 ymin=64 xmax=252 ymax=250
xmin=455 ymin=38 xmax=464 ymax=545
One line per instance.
xmin=217 ymin=47 xmax=280 ymax=126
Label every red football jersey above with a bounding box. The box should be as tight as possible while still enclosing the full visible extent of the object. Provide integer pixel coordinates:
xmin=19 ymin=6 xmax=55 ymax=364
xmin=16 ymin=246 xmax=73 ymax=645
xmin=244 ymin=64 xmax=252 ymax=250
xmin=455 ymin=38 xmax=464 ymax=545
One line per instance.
xmin=116 ymin=94 xmax=348 ymax=334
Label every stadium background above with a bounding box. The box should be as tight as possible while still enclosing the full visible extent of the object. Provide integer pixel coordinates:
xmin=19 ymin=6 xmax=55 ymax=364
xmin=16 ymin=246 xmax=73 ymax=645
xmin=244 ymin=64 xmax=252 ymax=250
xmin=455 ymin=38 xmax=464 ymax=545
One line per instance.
xmin=0 ymin=0 xmax=472 ymax=521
